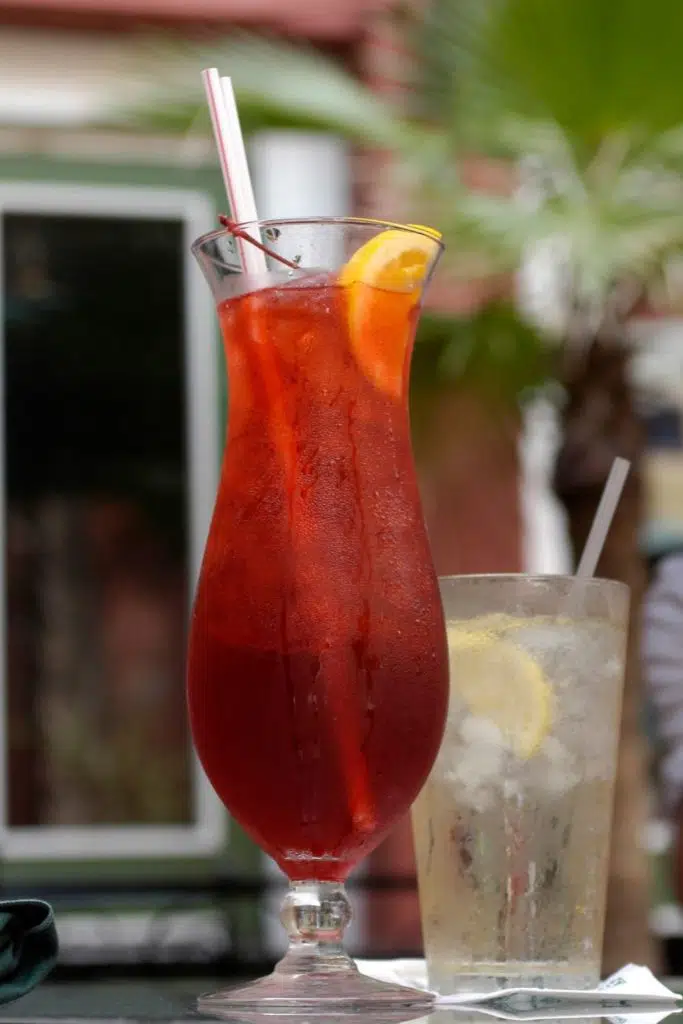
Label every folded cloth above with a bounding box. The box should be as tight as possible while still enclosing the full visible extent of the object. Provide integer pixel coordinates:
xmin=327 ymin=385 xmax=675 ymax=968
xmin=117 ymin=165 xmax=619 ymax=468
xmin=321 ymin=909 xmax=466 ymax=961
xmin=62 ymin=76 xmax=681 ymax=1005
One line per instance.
xmin=0 ymin=900 xmax=57 ymax=1004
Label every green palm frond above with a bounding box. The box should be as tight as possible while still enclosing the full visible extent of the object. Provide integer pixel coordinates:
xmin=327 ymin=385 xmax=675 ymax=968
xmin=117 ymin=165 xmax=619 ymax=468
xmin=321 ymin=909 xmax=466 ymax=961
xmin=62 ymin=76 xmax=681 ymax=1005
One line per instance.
xmin=106 ymin=34 xmax=409 ymax=148
xmin=411 ymin=0 xmax=502 ymax=139
xmin=419 ymin=0 xmax=683 ymax=158
xmin=412 ymin=0 xmax=683 ymax=310
xmin=439 ymin=156 xmax=683 ymax=308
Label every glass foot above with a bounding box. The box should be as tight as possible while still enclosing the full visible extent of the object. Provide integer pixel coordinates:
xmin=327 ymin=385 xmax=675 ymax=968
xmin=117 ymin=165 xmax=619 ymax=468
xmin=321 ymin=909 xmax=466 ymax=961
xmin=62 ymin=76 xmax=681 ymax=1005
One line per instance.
xmin=197 ymin=966 xmax=433 ymax=1017
xmin=197 ymin=881 xmax=432 ymax=1016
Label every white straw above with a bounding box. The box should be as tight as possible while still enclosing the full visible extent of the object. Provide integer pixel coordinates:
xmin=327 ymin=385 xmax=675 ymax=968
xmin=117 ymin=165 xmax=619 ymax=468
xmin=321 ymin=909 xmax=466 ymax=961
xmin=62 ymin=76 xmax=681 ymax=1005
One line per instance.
xmin=575 ymin=456 xmax=631 ymax=578
xmin=201 ymin=67 xmax=267 ymax=277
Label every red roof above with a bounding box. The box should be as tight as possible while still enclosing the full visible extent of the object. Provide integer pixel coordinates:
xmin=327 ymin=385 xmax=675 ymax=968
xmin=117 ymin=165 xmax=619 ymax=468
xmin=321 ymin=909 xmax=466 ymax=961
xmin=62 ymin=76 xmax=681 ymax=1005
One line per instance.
xmin=0 ymin=0 xmax=385 ymax=36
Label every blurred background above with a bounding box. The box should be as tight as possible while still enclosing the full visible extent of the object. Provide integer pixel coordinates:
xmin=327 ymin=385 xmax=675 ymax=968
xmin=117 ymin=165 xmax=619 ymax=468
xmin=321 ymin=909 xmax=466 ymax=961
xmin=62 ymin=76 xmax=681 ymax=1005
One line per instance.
xmin=1 ymin=0 xmax=683 ymax=988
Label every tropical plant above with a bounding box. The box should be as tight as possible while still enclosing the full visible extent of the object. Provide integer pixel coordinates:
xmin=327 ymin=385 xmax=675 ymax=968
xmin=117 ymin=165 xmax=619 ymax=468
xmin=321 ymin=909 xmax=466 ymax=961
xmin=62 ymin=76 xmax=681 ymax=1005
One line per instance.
xmin=112 ymin=0 xmax=683 ymax=970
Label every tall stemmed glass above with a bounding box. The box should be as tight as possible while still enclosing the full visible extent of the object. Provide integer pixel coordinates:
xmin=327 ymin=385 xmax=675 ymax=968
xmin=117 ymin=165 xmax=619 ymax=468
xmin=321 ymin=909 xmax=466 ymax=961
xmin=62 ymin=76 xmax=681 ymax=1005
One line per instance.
xmin=188 ymin=218 xmax=448 ymax=1014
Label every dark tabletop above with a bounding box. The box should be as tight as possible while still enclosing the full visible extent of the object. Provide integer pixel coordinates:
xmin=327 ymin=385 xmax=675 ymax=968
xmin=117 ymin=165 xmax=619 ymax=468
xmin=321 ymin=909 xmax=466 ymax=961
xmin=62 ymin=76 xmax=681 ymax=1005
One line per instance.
xmin=1 ymin=982 xmax=683 ymax=1024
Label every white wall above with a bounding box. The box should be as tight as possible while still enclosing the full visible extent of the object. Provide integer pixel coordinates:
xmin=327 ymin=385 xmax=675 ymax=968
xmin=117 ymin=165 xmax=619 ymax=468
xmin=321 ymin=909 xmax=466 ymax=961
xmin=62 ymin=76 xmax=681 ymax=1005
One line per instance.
xmin=0 ymin=29 xmax=141 ymax=126
xmin=519 ymin=396 xmax=573 ymax=575
xmin=248 ymin=130 xmax=352 ymax=220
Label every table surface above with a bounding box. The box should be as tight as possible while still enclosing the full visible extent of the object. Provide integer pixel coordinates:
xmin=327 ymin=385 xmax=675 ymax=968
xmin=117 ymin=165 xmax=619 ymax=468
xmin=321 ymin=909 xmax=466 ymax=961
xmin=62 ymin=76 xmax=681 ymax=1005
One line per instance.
xmin=0 ymin=980 xmax=208 ymax=1021
xmin=1 ymin=981 xmax=683 ymax=1024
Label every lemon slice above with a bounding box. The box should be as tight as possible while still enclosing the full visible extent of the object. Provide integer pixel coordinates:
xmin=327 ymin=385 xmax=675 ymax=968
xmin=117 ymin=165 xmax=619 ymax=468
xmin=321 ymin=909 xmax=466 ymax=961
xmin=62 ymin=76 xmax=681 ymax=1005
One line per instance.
xmin=339 ymin=225 xmax=442 ymax=395
xmin=448 ymin=626 xmax=552 ymax=759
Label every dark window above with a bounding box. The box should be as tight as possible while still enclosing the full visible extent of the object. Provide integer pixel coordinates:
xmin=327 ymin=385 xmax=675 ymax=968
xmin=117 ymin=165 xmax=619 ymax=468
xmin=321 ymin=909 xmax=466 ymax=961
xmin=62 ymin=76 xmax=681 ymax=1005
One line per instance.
xmin=3 ymin=212 xmax=192 ymax=827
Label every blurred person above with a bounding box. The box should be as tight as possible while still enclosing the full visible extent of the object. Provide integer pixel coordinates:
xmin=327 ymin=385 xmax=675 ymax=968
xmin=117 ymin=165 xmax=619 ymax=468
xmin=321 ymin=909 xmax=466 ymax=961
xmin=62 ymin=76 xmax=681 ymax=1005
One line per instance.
xmin=643 ymin=546 xmax=683 ymax=902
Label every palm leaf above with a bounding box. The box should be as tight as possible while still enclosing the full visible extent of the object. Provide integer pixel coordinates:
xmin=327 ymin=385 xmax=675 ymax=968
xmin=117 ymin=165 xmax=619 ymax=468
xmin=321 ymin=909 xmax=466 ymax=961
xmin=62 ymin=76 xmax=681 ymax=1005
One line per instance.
xmin=412 ymin=0 xmax=500 ymax=135
xmin=105 ymin=34 xmax=410 ymax=149
xmin=472 ymin=0 xmax=683 ymax=152
xmin=417 ymin=0 xmax=683 ymax=159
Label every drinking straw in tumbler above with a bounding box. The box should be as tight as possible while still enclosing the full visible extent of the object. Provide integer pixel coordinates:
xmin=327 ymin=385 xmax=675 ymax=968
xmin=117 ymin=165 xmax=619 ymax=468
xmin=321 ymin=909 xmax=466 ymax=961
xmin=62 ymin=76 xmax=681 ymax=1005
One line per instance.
xmin=576 ymin=457 xmax=630 ymax=579
xmin=201 ymin=68 xmax=266 ymax=277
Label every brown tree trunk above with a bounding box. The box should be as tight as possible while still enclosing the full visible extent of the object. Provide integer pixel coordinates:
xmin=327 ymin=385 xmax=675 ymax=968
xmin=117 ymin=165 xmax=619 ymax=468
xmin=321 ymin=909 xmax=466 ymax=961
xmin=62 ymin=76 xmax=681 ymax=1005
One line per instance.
xmin=554 ymin=338 xmax=660 ymax=974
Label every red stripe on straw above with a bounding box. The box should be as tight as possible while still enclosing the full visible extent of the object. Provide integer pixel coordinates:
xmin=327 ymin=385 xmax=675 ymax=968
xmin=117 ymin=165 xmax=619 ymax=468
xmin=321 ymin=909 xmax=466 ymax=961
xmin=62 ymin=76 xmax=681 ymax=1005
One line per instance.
xmin=201 ymin=69 xmax=266 ymax=277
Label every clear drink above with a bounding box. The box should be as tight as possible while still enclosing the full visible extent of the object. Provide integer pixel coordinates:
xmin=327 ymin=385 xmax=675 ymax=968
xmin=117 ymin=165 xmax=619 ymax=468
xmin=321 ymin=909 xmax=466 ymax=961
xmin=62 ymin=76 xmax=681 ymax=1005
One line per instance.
xmin=412 ymin=575 xmax=628 ymax=995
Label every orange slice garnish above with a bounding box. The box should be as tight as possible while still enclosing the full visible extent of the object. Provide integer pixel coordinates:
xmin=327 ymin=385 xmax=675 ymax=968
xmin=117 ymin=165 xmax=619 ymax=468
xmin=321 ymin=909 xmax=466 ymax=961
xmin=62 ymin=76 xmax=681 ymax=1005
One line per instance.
xmin=339 ymin=225 xmax=442 ymax=395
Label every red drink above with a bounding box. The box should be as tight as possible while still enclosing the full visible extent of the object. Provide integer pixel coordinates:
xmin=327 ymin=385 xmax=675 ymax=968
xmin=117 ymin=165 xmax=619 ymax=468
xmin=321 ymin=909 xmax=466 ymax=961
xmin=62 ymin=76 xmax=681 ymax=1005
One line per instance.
xmin=187 ymin=274 xmax=448 ymax=882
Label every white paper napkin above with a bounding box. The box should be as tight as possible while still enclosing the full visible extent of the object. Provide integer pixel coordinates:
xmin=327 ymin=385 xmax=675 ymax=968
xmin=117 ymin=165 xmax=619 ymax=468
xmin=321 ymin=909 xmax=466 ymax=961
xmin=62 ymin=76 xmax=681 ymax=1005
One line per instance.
xmin=356 ymin=961 xmax=682 ymax=1021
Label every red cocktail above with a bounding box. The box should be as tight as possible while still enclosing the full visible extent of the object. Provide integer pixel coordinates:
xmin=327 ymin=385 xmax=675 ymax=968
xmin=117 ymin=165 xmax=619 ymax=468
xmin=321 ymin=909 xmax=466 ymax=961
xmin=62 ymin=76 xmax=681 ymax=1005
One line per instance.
xmin=189 ymin=218 xmax=448 ymax=1013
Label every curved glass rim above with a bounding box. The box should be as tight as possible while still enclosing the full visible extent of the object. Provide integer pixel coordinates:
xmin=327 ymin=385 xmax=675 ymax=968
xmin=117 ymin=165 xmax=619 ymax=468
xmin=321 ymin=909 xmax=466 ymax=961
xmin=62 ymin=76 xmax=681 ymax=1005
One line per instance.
xmin=192 ymin=215 xmax=446 ymax=253
xmin=438 ymin=572 xmax=629 ymax=595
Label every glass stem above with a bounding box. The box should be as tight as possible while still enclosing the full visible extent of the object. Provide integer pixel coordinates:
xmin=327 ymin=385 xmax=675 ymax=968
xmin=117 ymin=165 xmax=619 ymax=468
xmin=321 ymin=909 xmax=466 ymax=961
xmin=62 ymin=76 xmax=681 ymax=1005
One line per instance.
xmin=275 ymin=881 xmax=358 ymax=977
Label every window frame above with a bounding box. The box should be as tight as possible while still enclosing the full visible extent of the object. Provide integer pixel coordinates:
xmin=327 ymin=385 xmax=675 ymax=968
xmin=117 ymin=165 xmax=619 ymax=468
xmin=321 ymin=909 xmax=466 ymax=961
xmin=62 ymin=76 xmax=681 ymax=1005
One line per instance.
xmin=0 ymin=179 xmax=225 ymax=860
